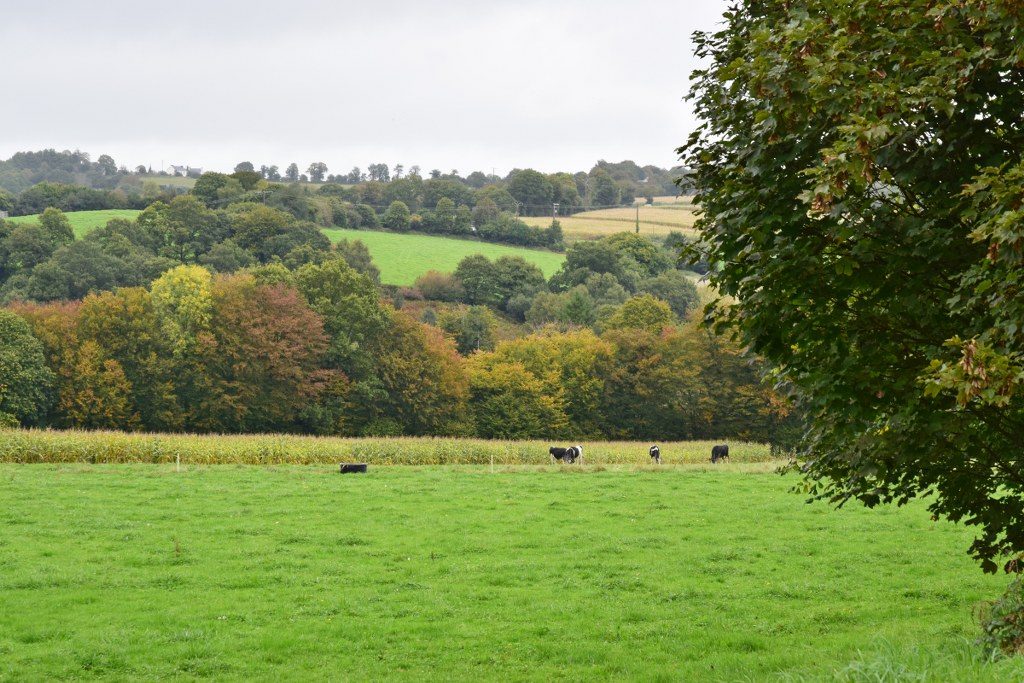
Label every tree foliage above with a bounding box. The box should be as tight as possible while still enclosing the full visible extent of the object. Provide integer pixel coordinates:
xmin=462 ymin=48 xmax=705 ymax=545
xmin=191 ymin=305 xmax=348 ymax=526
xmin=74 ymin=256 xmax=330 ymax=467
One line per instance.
xmin=682 ymin=0 xmax=1024 ymax=571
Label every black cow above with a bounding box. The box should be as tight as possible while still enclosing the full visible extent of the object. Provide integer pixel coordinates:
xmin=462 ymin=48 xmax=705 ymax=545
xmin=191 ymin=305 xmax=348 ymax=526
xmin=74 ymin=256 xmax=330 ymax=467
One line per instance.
xmin=649 ymin=445 xmax=661 ymax=464
xmin=711 ymin=444 xmax=729 ymax=463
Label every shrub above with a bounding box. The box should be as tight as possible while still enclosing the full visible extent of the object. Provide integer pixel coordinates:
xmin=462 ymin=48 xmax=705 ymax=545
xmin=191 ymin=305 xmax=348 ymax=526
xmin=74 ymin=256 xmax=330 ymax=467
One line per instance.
xmin=415 ymin=270 xmax=465 ymax=302
xmin=978 ymin=577 xmax=1024 ymax=658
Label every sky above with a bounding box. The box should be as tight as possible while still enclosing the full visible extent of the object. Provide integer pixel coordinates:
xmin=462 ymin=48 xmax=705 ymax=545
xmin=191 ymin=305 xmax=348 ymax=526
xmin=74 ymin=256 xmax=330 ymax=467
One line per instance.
xmin=0 ymin=0 xmax=727 ymax=176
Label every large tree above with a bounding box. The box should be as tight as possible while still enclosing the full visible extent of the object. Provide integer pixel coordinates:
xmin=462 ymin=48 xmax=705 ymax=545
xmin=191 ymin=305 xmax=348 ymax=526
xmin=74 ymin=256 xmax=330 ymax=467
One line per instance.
xmin=0 ymin=310 xmax=53 ymax=425
xmin=683 ymin=1 xmax=1024 ymax=571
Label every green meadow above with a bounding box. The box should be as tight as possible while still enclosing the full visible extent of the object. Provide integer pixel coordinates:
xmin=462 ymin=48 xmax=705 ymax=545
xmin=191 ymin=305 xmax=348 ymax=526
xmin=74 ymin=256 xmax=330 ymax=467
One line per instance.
xmin=1 ymin=464 xmax=1019 ymax=681
xmin=6 ymin=209 xmax=142 ymax=239
xmin=322 ymin=228 xmax=565 ymax=285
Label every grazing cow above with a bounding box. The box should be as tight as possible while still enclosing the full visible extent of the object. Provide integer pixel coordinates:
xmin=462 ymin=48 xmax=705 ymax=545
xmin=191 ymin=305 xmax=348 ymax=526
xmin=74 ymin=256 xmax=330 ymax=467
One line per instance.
xmin=710 ymin=444 xmax=729 ymax=463
xmin=649 ymin=445 xmax=661 ymax=464
xmin=550 ymin=445 xmax=584 ymax=464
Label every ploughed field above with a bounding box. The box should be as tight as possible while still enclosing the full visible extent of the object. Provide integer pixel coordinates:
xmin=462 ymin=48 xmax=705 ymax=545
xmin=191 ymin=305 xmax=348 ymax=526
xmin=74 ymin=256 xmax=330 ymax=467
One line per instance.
xmin=1 ymin=462 xmax=1020 ymax=681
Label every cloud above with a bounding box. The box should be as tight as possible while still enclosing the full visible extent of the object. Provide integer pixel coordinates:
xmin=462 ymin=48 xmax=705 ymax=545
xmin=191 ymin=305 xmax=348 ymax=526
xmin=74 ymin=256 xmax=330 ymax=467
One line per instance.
xmin=0 ymin=0 xmax=726 ymax=174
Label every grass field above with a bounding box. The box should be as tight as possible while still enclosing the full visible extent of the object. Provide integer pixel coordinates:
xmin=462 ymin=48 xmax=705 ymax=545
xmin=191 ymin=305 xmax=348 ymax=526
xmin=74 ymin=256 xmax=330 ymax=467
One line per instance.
xmin=6 ymin=209 xmax=142 ymax=239
xmin=137 ymin=174 xmax=196 ymax=189
xmin=322 ymin=228 xmax=565 ymax=286
xmin=1 ymin=464 xmax=1020 ymax=681
xmin=522 ymin=204 xmax=698 ymax=241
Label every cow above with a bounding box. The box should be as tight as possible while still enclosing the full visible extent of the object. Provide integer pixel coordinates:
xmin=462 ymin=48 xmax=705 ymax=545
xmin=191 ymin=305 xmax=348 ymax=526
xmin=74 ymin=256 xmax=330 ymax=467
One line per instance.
xmin=711 ymin=444 xmax=729 ymax=463
xmin=649 ymin=444 xmax=661 ymax=464
xmin=550 ymin=445 xmax=583 ymax=464
xmin=549 ymin=446 xmax=569 ymax=463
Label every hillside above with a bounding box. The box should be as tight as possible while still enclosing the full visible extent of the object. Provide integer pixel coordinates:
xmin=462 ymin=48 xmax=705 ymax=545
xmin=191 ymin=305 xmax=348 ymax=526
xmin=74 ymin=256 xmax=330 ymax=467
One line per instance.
xmin=322 ymin=228 xmax=565 ymax=286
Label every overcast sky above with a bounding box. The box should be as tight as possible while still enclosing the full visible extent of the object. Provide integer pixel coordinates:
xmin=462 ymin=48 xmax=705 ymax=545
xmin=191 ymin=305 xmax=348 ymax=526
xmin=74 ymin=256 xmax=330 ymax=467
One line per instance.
xmin=0 ymin=0 xmax=727 ymax=175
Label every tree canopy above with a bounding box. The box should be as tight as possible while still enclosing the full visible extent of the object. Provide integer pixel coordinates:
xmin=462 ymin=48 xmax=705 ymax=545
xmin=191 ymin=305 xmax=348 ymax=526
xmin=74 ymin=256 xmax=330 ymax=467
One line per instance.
xmin=682 ymin=0 xmax=1024 ymax=572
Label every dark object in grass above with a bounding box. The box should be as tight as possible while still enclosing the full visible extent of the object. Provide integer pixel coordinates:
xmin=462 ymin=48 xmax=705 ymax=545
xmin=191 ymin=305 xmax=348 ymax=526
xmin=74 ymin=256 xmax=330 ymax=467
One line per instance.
xmin=339 ymin=463 xmax=368 ymax=473
xmin=711 ymin=444 xmax=729 ymax=464
xmin=649 ymin=445 xmax=661 ymax=464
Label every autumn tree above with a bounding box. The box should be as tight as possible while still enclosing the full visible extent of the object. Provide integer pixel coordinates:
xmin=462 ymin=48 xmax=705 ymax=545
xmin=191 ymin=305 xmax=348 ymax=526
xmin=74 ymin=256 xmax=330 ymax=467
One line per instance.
xmin=199 ymin=275 xmax=343 ymax=433
xmin=371 ymin=311 xmax=469 ymax=436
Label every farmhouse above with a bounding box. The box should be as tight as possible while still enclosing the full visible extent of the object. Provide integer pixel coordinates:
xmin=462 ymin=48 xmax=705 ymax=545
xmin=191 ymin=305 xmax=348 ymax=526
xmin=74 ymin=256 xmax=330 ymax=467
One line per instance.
xmin=168 ymin=164 xmax=202 ymax=177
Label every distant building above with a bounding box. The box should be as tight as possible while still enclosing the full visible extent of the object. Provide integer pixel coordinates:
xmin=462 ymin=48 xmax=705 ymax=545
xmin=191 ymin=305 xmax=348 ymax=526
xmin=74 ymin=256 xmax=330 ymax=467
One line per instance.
xmin=168 ymin=165 xmax=203 ymax=177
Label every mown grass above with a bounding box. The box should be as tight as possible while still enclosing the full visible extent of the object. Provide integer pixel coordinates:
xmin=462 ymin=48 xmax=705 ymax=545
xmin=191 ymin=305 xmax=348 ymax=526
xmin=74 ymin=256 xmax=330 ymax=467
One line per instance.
xmin=6 ymin=209 xmax=142 ymax=239
xmin=320 ymin=228 xmax=565 ymax=285
xmin=0 ymin=464 xmax=1020 ymax=681
xmin=0 ymin=429 xmax=769 ymax=465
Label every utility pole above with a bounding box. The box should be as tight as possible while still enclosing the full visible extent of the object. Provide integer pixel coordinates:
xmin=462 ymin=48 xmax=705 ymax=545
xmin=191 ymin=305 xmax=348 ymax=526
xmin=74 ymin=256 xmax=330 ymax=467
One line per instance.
xmin=635 ymin=203 xmax=640 ymax=233
xmin=552 ymin=202 xmax=559 ymax=222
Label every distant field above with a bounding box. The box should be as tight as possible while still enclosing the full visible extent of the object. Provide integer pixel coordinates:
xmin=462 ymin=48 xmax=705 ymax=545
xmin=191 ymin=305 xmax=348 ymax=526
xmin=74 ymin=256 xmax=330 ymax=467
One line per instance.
xmin=322 ymin=228 xmax=565 ymax=286
xmin=522 ymin=204 xmax=698 ymax=240
xmin=1 ymin=464 xmax=1018 ymax=680
xmin=7 ymin=209 xmax=142 ymax=239
xmin=137 ymin=174 xmax=196 ymax=189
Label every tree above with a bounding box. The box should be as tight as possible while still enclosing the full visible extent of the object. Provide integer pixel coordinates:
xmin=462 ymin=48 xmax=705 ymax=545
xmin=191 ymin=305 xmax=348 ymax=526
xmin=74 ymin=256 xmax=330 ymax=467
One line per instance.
xmin=508 ymin=169 xmax=554 ymax=215
xmin=25 ymin=241 xmax=128 ymax=301
xmin=307 ymin=162 xmax=328 ymax=183
xmin=481 ymin=330 xmax=612 ymax=438
xmin=234 ymin=161 xmax=255 ymax=173
xmin=367 ymin=163 xmax=390 ymax=183
xmin=472 ymin=197 xmax=500 ymax=227
xmin=372 ymin=312 xmax=469 ymax=436
xmin=227 ymin=204 xmax=295 ymax=261
xmin=415 ymin=270 xmax=465 ymax=302
xmin=382 ymin=200 xmax=411 ymax=231
xmin=603 ymin=295 xmax=674 ymax=333
xmin=454 ymin=255 xmax=499 ymax=306
xmin=638 ymin=270 xmax=700 ymax=319
xmin=191 ymin=172 xmax=235 ymax=206
xmin=96 ymin=154 xmax=117 ymax=176
xmin=683 ymin=0 xmax=1024 ymax=572
xmin=440 ymin=306 xmax=496 ymax=355
xmin=198 ymin=275 xmax=341 ymax=433
xmin=332 ymin=239 xmax=380 ymax=283
xmin=589 ymin=170 xmax=620 ymax=207
xmin=467 ymin=360 xmax=564 ymax=439
xmin=0 ymin=310 xmax=53 ymax=425
xmin=39 ymin=208 xmax=74 ymax=247
xmin=77 ymin=287 xmax=181 ymax=431
xmin=285 ymin=163 xmax=300 ymax=182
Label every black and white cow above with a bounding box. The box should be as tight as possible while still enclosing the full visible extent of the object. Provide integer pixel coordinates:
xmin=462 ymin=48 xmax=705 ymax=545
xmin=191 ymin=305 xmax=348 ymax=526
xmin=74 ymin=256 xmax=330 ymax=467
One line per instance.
xmin=550 ymin=445 xmax=583 ymax=464
xmin=710 ymin=444 xmax=729 ymax=463
xmin=649 ymin=444 xmax=661 ymax=464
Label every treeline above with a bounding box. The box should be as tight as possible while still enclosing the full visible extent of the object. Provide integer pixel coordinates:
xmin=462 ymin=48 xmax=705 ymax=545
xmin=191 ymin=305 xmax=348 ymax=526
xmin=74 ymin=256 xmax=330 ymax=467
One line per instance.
xmin=407 ymin=232 xmax=702 ymax=351
xmin=192 ymin=172 xmax=564 ymax=249
xmin=0 ymin=150 xmax=691 ymax=212
xmin=0 ymin=257 xmax=793 ymax=444
xmin=0 ymin=200 xmax=375 ymax=303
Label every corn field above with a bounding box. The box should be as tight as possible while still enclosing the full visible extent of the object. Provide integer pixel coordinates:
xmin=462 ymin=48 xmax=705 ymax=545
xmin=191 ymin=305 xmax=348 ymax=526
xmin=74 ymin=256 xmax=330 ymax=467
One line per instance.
xmin=0 ymin=429 xmax=774 ymax=466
